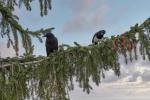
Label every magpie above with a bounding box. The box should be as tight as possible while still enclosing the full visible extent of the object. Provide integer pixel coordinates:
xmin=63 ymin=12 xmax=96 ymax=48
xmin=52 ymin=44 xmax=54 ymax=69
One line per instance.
xmin=43 ymin=32 xmax=58 ymax=56
xmin=92 ymin=30 xmax=106 ymax=44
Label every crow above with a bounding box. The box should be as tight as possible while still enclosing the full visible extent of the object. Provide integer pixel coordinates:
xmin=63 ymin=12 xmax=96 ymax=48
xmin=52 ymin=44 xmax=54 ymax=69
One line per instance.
xmin=43 ymin=32 xmax=58 ymax=56
xmin=92 ymin=30 xmax=106 ymax=44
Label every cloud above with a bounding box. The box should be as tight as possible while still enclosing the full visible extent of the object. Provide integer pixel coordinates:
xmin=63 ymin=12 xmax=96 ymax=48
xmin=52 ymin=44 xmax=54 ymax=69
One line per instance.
xmin=0 ymin=42 xmax=15 ymax=58
xmin=61 ymin=0 xmax=93 ymax=12
xmin=62 ymin=0 xmax=109 ymax=33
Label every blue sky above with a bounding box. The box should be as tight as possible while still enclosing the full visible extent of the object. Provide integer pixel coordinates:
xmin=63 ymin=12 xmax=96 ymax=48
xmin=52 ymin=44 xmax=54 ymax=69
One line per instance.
xmin=1 ymin=0 xmax=150 ymax=57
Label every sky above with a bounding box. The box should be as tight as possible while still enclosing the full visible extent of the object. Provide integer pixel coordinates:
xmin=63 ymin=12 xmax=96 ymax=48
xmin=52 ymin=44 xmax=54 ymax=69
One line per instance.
xmin=1 ymin=1 xmax=150 ymax=99
xmin=1 ymin=0 xmax=150 ymax=56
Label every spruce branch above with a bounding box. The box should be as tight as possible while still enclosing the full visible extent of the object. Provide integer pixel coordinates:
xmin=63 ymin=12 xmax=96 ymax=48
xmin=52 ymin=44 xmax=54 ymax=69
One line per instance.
xmin=0 ymin=0 xmax=53 ymax=56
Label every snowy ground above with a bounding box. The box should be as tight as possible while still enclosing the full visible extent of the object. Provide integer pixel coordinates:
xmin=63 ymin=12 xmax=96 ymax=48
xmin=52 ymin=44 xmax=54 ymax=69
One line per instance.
xmin=70 ymin=57 xmax=150 ymax=100
xmin=70 ymin=82 xmax=150 ymax=100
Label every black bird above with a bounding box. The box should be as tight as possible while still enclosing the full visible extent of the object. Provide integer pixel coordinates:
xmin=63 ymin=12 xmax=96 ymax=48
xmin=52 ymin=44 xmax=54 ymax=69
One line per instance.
xmin=92 ymin=30 xmax=106 ymax=44
xmin=43 ymin=32 xmax=58 ymax=56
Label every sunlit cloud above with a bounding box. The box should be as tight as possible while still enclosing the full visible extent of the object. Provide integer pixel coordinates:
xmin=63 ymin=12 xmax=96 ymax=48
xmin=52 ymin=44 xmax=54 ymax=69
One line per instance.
xmin=62 ymin=0 xmax=109 ymax=33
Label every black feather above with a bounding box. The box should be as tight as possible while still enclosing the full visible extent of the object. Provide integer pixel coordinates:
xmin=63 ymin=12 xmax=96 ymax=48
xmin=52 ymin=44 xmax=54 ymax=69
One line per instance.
xmin=44 ymin=32 xmax=58 ymax=56
xmin=92 ymin=30 xmax=106 ymax=44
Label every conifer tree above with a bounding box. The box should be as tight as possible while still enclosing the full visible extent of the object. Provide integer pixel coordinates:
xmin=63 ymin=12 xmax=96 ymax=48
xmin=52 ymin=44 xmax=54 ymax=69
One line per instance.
xmin=0 ymin=0 xmax=53 ymax=56
xmin=0 ymin=0 xmax=150 ymax=100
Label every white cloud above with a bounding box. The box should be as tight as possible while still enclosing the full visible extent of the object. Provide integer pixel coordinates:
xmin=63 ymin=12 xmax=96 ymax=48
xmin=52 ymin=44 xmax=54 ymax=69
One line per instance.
xmin=62 ymin=0 xmax=109 ymax=33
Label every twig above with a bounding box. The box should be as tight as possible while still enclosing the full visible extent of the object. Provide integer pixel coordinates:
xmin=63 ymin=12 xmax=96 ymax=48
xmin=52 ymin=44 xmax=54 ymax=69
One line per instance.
xmin=0 ymin=58 xmax=46 ymax=68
